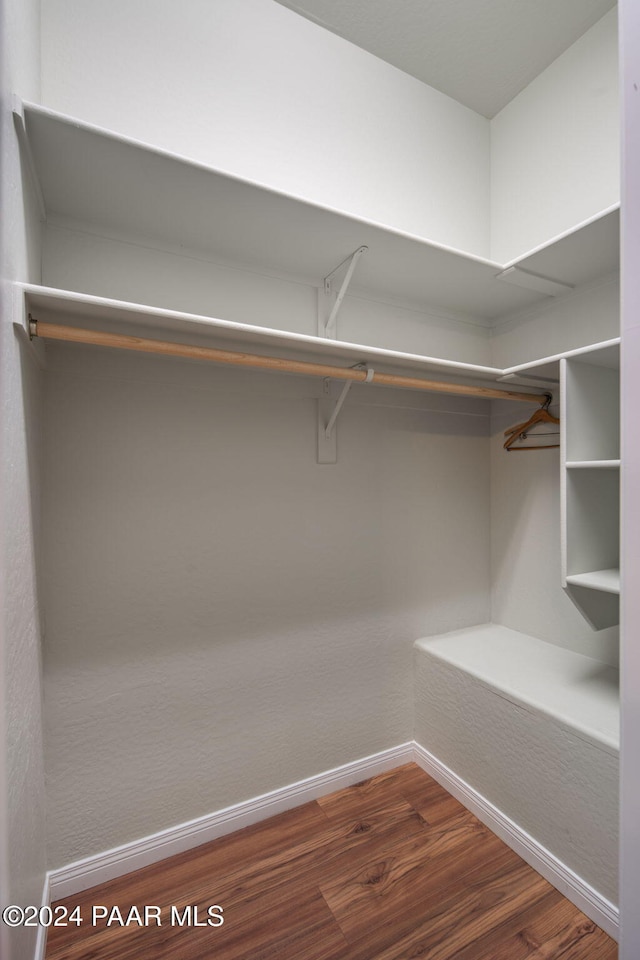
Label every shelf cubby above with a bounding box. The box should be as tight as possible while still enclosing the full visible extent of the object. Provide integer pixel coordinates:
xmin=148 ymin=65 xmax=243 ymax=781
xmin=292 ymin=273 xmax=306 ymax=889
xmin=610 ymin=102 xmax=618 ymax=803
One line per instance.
xmin=565 ymin=469 xmax=620 ymax=579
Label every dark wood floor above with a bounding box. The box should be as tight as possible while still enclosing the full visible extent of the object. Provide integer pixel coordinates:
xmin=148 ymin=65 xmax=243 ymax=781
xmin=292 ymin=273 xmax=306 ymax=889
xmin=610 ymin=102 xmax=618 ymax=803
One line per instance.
xmin=46 ymin=763 xmax=617 ymax=959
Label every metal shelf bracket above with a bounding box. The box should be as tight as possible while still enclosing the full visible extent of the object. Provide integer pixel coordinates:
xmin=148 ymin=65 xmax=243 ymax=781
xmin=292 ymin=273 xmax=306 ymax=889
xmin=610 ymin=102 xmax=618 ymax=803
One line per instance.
xmin=317 ymin=364 xmax=373 ymax=464
xmin=317 ymin=245 xmax=368 ymax=340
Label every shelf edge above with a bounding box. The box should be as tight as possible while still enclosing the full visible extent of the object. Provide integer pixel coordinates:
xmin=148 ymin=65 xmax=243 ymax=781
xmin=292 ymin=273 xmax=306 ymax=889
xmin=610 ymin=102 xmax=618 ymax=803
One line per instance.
xmin=566 ymin=570 xmax=621 ymax=595
xmin=566 ymin=460 xmax=620 ymax=469
xmin=20 ymin=283 xmax=509 ymax=380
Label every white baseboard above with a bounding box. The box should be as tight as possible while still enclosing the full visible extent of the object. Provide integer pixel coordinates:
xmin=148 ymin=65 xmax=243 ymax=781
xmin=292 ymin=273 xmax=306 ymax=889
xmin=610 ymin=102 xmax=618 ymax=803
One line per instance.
xmin=412 ymin=741 xmax=619 ymax=941
xmin=33 ymin=873 xmax=50 ymax=960
xmin=48 ymin=742 xmax=414 ymax=901
xmin=45 ymin=739 xmax=618 ymax=945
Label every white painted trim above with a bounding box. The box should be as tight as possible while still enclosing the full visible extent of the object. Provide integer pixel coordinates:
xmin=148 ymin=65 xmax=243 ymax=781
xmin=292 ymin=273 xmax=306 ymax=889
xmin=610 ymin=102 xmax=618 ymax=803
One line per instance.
xmin=48 ymin=742 xmax=413 ymax=900
xmin=33 ymin=873 xmax=50 ymax=960
xmin=412 ymin=741 xmax=619 ymax=941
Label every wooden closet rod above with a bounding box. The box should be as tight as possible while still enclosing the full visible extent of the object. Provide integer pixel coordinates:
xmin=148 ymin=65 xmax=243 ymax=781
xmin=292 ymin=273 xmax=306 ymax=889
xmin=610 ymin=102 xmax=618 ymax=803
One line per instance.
xmin=29 ymin=319 xmax=546 ymax=404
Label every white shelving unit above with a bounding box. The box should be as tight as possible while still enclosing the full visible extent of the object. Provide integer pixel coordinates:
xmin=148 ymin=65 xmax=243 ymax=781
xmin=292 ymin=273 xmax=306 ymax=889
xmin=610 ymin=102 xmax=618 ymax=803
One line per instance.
xmin=561 ymin=344 xmax=621 ymax=629
xmin=15 ymin=100 xmax=623 ymax=625
xmin=18 ymin=100 xmax=619 ymax=327
xmin=14 ymin=98 xmax=621 ymax=420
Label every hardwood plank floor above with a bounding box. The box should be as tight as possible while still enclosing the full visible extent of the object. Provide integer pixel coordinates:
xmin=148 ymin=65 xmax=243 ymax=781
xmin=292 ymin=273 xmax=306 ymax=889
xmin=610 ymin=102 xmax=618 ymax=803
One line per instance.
xmin=45 ymin=763 xmax=617 ymax=959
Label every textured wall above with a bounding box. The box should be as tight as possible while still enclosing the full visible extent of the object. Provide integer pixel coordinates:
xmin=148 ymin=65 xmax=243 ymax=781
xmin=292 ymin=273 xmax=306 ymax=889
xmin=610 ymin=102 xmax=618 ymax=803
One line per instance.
xmin=41 ymin=342 xmax=491 ymax=867
xmin=0 ymin=0 xmax=47 ymax=958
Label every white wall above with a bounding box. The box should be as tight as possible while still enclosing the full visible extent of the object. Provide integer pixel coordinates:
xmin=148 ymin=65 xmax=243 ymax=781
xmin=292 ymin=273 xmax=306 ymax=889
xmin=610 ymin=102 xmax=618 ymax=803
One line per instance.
xmin=40 ymin=0 xmax=491 ymax=257
xmin=41 ymin=342 xmax=491 ymax=866
xmin=491 ymin=8 xmax=619 ymax=263
xmin=0 ymin=0 xmax=47 ymax=958
xmin=619 ymin=0 xmax=640 ymax=954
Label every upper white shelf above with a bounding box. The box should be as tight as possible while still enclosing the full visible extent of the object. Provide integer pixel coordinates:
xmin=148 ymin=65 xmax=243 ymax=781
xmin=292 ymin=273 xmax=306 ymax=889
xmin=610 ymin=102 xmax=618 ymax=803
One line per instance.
xmin=19 ymin=101 xmax=620 ymax=325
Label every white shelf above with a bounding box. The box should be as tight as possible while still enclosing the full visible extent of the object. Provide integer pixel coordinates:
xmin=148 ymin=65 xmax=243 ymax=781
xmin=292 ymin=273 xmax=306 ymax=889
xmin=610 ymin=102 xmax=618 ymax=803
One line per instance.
xmin=566 ymin=460 xmax=620 ymax=469
xmin=564 ymin=359 xmax=620 ymax=462
xmin=21 ymin=284 xmax=512 ymax=386
xmin=19 ymin=101 xmax=620 ymax=325
xmin=566 ymin=569 xmax=620 ymax=595
xmin=23 ymin=289 xmax=626 ymax=409
xmin=415 ymin=624 xmax=619 ymax=753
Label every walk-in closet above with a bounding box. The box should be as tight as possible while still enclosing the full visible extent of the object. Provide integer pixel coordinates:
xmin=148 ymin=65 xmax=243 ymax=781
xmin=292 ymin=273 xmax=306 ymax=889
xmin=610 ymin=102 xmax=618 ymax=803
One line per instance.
xmin=2 ymin=1 xmax=640 ymax=958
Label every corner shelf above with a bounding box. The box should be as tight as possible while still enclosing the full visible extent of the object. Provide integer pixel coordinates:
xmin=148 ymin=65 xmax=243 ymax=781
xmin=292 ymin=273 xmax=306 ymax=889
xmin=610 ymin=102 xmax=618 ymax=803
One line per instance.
xmin=18 ymin=100 xmax=619 ymax=326
xmin=499 ymin=339 xmax=620 ymax=388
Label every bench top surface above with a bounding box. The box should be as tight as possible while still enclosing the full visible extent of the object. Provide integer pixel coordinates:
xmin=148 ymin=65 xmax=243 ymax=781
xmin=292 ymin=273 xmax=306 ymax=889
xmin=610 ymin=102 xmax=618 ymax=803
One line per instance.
xmin=415 ymin=624 xmax=619 ymax=752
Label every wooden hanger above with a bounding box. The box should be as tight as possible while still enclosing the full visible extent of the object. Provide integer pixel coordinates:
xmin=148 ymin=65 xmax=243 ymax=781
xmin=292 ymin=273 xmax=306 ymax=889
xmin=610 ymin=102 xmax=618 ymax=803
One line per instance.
xmin=504 ymin=395 xmax=560 ymax=451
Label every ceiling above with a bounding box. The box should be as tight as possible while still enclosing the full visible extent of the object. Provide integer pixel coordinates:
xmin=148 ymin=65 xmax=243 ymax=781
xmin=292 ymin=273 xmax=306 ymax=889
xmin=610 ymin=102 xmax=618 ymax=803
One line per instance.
xmin=273 ymin=0 xmax=616 ymax=118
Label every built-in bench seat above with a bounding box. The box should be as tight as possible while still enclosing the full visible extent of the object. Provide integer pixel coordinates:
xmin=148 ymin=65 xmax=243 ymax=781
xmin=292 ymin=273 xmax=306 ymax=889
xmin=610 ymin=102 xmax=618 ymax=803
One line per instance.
xmin=413 ymin=623 xmax=619 ymax=928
